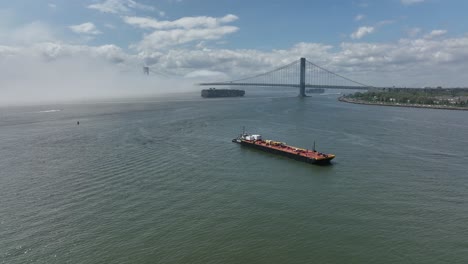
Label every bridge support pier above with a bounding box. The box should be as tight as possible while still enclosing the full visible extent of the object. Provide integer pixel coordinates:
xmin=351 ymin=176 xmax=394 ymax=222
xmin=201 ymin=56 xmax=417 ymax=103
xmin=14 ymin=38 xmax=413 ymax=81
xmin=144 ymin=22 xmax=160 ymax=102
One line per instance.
xmin=299 ymin=57 xmax=306 ymax=97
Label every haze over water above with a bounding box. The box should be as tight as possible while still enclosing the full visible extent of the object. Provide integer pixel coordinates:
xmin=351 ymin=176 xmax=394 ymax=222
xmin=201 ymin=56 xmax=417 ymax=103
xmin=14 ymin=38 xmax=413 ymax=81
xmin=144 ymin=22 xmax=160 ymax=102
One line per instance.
xmin=1 ymin=90 xmax=467 ymax=263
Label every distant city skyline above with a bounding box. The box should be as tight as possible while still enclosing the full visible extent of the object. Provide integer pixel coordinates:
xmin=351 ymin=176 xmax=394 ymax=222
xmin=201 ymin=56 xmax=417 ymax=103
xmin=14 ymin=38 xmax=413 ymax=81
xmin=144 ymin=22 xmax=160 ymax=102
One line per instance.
xmin=2 ymin=0 xmax=468 ymax=104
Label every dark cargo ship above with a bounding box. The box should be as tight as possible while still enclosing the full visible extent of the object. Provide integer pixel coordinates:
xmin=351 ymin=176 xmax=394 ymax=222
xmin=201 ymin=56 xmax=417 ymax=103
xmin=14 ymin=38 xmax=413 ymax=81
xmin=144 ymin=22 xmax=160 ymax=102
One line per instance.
xmin=232 ymin=132 xmax=335 ymax=165
xmin=201 ymin=88 xmax=245 ymax=98
xmin=306 ymin=88 xmax=325 ymax=93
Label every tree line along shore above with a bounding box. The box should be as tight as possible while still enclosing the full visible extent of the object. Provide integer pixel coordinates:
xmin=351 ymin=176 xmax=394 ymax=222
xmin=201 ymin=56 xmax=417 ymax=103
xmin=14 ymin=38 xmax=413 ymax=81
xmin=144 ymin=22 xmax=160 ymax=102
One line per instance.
xmin=340 ymin=87 xmax=468 ymax=110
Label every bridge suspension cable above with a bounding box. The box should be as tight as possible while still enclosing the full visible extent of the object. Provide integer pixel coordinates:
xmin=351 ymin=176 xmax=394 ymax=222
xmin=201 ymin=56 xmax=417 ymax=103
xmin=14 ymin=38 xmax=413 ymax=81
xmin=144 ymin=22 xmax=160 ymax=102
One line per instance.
xmin=228 ymin=60 xmax=300 ymax=83
xmin=305 ymin=60 xmax=372 ymax=88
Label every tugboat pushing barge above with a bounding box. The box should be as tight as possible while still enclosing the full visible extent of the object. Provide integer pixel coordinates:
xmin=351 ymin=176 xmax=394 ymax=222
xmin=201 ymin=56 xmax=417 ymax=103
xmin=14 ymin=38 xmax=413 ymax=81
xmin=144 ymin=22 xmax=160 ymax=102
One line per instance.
xmin=232 ymin=131 xmax=335 ymax=165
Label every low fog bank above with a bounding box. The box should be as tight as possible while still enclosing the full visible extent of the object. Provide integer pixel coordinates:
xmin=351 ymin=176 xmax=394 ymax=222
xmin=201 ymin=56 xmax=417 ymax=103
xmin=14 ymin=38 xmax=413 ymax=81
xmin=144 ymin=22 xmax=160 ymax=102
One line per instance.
xmin=0 ymin=54 xmax=201 ymax=106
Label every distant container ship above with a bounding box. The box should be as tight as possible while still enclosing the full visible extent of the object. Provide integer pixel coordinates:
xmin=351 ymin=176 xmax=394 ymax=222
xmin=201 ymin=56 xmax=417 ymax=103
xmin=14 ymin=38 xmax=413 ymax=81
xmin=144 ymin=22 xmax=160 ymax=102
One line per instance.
xmin=232 ymin=131 xmax=335 ymax=165
xmin=306 ymin=88 xmax=325 ymax=94
xmin=201 ymin=88 xmax=245 ymax=98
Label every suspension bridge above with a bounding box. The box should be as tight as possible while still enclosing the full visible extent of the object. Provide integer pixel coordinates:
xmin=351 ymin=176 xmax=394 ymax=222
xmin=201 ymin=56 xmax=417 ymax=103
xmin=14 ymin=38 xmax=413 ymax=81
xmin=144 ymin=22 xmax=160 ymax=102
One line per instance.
xmin=198 ymin=58 xmax=373 ymax=97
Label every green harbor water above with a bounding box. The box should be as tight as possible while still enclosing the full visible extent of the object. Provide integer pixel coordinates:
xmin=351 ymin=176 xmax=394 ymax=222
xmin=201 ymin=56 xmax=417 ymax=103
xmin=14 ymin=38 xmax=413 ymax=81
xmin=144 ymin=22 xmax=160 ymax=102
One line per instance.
xmin=1 ymin=90 xmax=467 ymax=263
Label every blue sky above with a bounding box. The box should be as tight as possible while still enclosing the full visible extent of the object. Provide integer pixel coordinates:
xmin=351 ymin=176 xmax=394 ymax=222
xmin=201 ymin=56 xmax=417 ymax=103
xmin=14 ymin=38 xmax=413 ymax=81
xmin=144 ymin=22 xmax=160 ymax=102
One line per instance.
xmin=5 ymin=0 xmax=468 ymax=48
xmin=2 ymin=0 xmax=468 ymax=103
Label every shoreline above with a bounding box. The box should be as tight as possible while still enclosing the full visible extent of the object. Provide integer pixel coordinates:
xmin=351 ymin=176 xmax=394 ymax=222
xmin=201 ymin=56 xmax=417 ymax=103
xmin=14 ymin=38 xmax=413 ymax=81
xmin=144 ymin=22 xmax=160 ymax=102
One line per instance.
xmin=338 ymin=97 xmax=468 ymax=111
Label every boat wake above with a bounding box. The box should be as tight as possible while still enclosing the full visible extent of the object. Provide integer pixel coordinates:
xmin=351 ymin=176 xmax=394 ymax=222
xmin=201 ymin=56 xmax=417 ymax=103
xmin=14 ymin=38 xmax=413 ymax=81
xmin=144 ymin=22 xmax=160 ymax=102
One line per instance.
xmin=320 ymin=93 xmax=342 ymax=96
xmin=38 ymin=109 xmax=62 ymax=113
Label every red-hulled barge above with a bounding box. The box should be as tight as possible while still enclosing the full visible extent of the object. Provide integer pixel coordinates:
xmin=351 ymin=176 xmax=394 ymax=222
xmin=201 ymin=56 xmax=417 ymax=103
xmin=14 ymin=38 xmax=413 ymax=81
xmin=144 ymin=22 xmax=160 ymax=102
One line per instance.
xmin=232 ymin=133 xmax=335 ymax=165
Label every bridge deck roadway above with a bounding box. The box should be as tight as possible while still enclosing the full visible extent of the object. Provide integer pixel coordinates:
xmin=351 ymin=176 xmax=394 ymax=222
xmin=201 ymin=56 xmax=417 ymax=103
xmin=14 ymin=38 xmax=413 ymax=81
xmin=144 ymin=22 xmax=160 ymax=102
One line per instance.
xmin=198 ymin=83 xmax=370 ymax=90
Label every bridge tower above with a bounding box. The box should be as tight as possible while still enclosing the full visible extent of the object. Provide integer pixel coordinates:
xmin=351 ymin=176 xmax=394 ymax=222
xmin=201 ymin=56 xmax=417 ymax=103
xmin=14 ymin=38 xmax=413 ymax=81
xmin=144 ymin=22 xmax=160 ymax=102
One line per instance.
xmin=299 ymin=57 xmax=306 ymax=97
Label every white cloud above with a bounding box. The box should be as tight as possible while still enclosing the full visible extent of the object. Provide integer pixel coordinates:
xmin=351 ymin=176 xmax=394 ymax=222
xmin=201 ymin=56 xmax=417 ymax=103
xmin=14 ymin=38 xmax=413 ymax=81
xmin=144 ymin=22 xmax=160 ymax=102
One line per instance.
xmin=0 ymin=45 xmax=20 ymax=58
xmin=355 ymin=14 xmax=365 ymax=21
xmin=88 ymin=0 xmax=155 ymax=14
xmin=401 ymin=0 xmax=425 ymax=5
xmin=424 ymin=29 xmax=447 ymax=39
xmin=127 ymin=14 xmax=239 ymax=52
xmin=123 ymin=14 xmax=238 ymax=30
xmin=135 ymin=26 xmax=239 ymax=50
xmin=69 ymin=22 xmax=101 ymax=35
xmin=104 ymin=23 xmax=116 ymax=29
xmin=136 ymin=36 xmax=468 ymax=87
xmin=350 ymin=26 xmax=374 ymax=39
xmin=48 ymin=3 xmax=57 ymax=9
xmin=406 ymin=27 xmax=422 ymax=37
xmin=0 ymin=21 xmax=56 ymax=45
xmin=3 ymin=35 xmax=468 ymax=105
xmin=0 ymin=42 xmax=195 ymax=105
xmin=4 ymin=14 xmax=468 ymax=105
xmin=10 ymin=42 xmax=131 ymax=64
xmin=348 ymin=20 xmax=393 ymax=41
xmin=140 ymin=42 xmax=334 ymax=79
